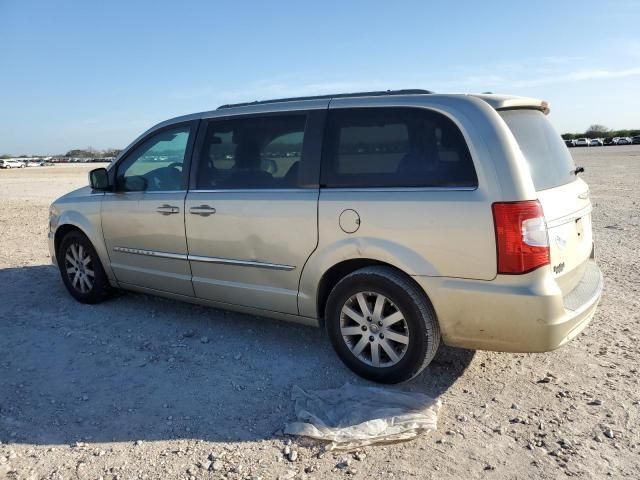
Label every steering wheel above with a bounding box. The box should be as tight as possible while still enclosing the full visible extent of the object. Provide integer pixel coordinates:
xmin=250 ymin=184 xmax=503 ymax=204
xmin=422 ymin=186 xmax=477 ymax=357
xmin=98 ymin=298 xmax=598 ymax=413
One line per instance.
xmin=167 ymin=162 xmax=183 ymax=170
xmin=261 ymin=158 xmax=278 ymax=175
xmin=144 ymin=165 xmax=182 ymax=190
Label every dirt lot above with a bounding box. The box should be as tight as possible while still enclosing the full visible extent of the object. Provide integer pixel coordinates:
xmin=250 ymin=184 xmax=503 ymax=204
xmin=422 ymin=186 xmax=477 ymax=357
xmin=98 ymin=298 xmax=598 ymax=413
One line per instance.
xmin=1 ymin=148 xmax=639 ymax=480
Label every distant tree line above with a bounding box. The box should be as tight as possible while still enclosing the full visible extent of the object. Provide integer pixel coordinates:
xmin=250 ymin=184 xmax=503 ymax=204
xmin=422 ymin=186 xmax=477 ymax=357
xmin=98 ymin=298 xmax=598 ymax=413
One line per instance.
xmin=1 ymin=148 xmax=122 ymax=158
xmin=562 ymin=124 xmax=640 ymax=140
xmin=64 ymin=147 xmax=122 ymax=158
xmin=0 ymin=153 xmax=39 ymax=159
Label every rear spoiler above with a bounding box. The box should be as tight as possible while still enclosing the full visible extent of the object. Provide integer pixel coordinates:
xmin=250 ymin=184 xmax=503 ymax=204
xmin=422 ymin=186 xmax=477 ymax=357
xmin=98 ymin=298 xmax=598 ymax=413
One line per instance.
xmin=469 ymin=94 xmax=550 ymax=115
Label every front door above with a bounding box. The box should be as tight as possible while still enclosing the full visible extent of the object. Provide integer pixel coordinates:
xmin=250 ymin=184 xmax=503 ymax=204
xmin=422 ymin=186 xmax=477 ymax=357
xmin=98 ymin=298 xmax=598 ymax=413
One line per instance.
xmin=184 ymin=111 xmax=323 ymax=314
xmin=101 ymin=122 xmax=197 ymax=296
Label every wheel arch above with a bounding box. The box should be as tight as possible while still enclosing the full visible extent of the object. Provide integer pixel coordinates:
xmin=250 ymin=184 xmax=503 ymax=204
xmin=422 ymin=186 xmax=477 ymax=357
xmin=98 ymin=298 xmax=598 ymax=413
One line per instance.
xmin=313 ymin=258 xmax=434 ymax=328
xmin=54 ymin=223 xmax=87 ymax=257
xmin=53 ymin=209 xmax=116 ymax=284
xmin=298 ymin=237 xmax=440 ymax=321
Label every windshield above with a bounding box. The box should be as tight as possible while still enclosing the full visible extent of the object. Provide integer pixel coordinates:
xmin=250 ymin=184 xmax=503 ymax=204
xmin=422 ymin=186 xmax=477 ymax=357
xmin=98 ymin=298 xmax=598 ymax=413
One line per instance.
xmin=500 ymin=109 xmax=576 ymax=190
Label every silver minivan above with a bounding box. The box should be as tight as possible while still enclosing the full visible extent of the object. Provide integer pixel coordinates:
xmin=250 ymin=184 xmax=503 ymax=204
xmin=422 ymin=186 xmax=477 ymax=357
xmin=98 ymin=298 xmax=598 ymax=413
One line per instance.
xmin=49 ymin=90 xmax=603 ymax=383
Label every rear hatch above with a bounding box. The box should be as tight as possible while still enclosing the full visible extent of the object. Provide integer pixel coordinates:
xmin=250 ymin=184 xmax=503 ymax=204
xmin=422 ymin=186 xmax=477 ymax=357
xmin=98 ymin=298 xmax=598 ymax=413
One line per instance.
xmin=499 ymin=109 xmax=593 ymax=295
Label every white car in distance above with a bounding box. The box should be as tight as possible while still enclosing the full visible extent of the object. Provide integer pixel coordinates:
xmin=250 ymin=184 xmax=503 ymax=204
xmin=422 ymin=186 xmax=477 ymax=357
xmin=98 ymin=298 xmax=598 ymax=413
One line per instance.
xmin=0 ymin=159 xmax=26 ymax=169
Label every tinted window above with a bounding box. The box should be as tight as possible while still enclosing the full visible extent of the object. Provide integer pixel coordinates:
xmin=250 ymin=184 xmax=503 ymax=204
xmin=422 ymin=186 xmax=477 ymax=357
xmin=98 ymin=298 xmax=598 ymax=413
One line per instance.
xmin=196 ymin=115 xmax=306 ymax=189
xmin=322 ymin=107 xmax=477 ymax=188
xmin=116 ymin=125 xmax=191 ymax=192
xmin=499 ymin=110 xmax=575 ymax=191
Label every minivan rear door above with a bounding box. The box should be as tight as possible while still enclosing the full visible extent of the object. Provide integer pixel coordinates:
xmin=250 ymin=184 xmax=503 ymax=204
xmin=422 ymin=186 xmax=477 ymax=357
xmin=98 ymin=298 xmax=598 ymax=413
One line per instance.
xmin=499 ymin=109 xmax=593 ymax=294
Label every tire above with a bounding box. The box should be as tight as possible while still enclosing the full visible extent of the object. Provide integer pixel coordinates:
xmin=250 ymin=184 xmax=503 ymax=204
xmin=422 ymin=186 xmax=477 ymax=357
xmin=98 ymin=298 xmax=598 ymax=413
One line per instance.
xmin=325 ymin=266 xmax=440 ymax=384
xmin=57 ymin=230 xmax=112 ymax=304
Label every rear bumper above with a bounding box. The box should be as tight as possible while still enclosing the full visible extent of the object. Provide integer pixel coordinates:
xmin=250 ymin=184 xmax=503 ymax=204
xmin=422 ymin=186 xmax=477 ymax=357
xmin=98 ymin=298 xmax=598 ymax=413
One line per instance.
xmin=414 ymin=260 xmax=603 ymax=352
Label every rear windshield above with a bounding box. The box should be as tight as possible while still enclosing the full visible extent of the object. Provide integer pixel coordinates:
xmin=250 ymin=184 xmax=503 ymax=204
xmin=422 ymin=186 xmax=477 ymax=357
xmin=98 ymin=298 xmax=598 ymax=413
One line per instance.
xmin=499 ymin=109 xmax=576 ymax=191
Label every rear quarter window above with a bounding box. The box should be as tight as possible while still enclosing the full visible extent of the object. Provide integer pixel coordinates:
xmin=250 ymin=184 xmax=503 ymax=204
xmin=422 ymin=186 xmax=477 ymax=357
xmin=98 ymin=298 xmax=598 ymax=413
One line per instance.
xmin=499 ymin=109 xmax=576 ymax=191
xmin=321 ymin=107 xmax=477 ymax=188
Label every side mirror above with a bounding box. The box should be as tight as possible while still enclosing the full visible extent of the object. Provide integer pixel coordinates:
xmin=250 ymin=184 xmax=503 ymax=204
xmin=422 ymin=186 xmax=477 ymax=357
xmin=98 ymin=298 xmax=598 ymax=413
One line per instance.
xmin=89 ymin=168 xmax=110 ymax=190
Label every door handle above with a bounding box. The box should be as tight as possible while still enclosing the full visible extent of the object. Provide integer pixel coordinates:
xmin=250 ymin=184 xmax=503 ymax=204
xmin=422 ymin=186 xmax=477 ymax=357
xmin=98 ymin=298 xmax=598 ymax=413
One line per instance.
xmin=189 ymin=205 xmax=216 ymax=217
xmin=156 ymin=204 xmax=180 ymax=215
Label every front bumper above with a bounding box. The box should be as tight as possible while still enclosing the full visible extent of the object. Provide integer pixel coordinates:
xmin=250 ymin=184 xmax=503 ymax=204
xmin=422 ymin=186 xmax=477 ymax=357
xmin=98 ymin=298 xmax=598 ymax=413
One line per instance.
xmin=414 ymin=260 xmax=603 ymax=352
xmin=48 ymin=231 xmax=57 ymax=266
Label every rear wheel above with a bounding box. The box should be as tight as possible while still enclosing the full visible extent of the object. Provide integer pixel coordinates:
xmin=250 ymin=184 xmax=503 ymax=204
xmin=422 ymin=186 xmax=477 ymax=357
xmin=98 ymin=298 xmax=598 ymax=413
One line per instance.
xmin=57 ymin=230 xmax=111 ymax=303
xmin=325 ymin=266 xmax=440 ymax=383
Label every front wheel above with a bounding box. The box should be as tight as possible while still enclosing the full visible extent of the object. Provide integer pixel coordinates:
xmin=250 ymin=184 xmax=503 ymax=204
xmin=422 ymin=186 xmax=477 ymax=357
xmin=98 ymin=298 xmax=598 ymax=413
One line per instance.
xmin=325 ymin=266 xmax=440 ymax=384
xmin=57 ymin=230 xmax=112 ymax=304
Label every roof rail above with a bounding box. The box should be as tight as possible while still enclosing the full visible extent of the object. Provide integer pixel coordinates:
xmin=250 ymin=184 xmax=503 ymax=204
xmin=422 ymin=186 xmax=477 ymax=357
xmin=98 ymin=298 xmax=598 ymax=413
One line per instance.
xmin=216 ymin=89 xmax=433 ymax=110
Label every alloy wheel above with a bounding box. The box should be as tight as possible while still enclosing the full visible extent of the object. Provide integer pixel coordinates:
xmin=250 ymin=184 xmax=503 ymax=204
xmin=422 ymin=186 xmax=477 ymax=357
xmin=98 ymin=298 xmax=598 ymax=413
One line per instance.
xmin=340 ymin=291 xmax=410 ymax=367
xmin=64 ymin=243 xmax=95 ymax=294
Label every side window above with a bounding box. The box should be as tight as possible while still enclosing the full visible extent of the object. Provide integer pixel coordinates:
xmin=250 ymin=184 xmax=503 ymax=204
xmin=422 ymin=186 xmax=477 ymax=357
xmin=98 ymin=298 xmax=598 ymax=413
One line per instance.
xmin=196 ymin=115 xmax=306 ymax=189
xmin=322 ymin=107 xmax=477 ymax=188
xmin=116 ymin=125 xmax=191 ymax=192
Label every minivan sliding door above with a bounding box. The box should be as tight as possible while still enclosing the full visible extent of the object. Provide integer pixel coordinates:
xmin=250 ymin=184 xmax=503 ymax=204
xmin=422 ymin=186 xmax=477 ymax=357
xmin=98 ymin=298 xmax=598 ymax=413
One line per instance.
xmin=185 ymin=108 xmax=325 ymax=315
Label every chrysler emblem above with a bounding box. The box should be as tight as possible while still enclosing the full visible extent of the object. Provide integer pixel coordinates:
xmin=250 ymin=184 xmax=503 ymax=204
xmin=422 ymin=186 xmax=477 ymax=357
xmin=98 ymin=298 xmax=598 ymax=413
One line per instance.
xmin=555 ymin=235 xmax=567 ymax=250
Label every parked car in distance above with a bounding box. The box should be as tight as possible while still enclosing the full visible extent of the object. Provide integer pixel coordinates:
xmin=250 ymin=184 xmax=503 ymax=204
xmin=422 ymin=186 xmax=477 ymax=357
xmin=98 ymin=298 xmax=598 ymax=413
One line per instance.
xmin=603 ymin=137 xmax=615 ymax=146
xmin=617 ymin=137 xmax=632 ymax=145
xmin=574 ymin=138 xmax=590 ymax=147
xmin=564 ymin=139 xmax=575 ymax=147
xmin=0 ymin=159 xmax=26 ymax=169
xmin=631 ymin=136 xmax=640 ymax=145
xmin=589 ymin=138 xmax=603 ymax=147
xmin=48 ymin=90 xmax=603 ymax=383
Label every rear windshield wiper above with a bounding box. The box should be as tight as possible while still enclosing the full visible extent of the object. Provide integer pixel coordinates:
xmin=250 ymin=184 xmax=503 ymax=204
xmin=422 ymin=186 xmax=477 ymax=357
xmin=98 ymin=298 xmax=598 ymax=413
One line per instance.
xmin=572 ymin=166 xmax=585 ymax=175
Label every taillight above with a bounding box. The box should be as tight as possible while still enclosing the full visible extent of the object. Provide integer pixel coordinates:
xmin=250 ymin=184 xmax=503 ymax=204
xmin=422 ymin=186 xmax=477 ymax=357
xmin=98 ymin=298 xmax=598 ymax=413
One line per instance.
xmin=492 ymin=200 xmax=550 ymax=274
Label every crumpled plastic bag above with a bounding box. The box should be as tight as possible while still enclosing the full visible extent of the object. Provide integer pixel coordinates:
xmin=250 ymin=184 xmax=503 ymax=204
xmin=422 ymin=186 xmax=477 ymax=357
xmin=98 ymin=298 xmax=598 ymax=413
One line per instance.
xmin=284 ymin=383 xmax=441 ymax=450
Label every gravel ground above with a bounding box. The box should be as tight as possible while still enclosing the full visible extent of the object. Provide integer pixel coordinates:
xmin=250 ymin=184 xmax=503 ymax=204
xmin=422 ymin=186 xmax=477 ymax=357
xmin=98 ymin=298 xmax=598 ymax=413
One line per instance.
xmin=0 ymin=147 xmax=639 ymax=479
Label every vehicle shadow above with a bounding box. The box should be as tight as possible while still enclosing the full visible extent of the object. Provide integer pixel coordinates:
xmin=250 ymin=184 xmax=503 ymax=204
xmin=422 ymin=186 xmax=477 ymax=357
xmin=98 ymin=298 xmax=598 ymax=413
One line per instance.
xmin=0 ymin=264 xmax=475 ymax=445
